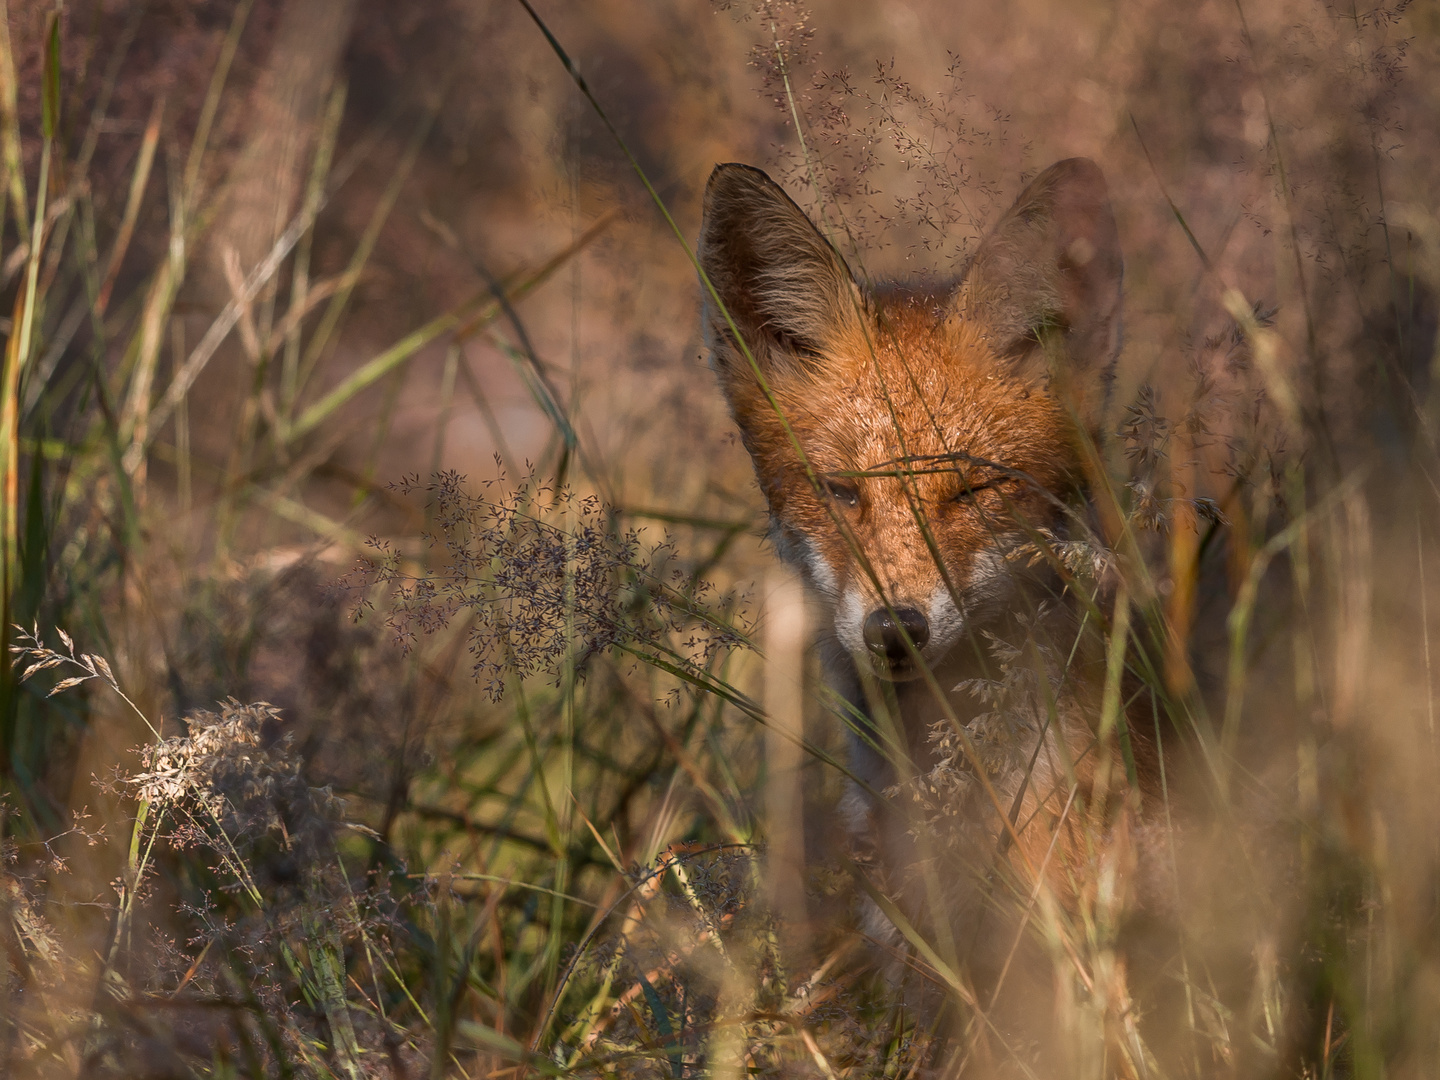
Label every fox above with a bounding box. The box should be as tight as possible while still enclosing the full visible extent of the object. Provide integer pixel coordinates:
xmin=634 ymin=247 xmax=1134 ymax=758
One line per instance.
xmin=697 ymin=158 xmax=1165 ymax=1049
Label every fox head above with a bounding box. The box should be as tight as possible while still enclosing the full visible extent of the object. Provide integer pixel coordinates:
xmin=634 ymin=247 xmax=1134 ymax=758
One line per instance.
xmin=698 ymin=159 xmax=1123 ymax=680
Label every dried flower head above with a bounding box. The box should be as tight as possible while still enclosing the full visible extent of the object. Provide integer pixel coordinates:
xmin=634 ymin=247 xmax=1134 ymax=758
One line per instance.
xmin=343 ymin=469 xmax=752 ymax=701
xmin=124 ymin=699 xmax=342 ymax=859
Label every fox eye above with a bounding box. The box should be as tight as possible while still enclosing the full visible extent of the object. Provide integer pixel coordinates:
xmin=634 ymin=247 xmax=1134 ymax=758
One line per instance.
xmin=950 ymin=478 xmax=998 ymax=503
xmin=821 ymin=479 xmax=860 ymax=508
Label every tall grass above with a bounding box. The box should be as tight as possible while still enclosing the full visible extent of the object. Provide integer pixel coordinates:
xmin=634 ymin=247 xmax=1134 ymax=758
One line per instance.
xmin=2 ymin=0 xmax=1439 ymax=1077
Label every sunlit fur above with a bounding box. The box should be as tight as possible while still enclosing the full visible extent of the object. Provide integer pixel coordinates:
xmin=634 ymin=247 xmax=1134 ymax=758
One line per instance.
xmin=762 ymin=303 xmax=1073 ymax=676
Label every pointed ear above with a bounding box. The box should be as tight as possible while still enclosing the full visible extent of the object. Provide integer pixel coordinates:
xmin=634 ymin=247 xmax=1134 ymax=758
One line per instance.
xmin=698 ymin=164 xmax=865 ymax=392
xmin=953 ymin=158 xmax=1123 ymax=377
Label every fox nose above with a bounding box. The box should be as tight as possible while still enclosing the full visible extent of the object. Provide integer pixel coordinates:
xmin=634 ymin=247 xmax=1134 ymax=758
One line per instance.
xmin=862 ymin=607 xmax=930 ymax=662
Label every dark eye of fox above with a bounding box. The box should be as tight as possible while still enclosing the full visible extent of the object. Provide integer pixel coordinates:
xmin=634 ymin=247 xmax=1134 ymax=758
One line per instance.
xmin=950 ymin=477 xmax=996 ymax=502
xmin=822 ymin=479 xmax=860 ymax=507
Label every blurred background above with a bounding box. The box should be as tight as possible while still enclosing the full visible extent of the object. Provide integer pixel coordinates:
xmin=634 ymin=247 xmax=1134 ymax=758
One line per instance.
xmin=2 ymin=0 xmax=1438 ymax=1076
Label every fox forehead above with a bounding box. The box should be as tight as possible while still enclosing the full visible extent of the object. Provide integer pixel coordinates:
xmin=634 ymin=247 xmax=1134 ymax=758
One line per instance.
xmin=777 ymin=303 xmax=1073 ymax=487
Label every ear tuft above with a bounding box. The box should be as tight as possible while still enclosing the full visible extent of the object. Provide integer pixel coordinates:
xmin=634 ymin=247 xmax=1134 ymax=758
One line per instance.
xmin=698 ymin=164 xmax=864 ymax=386
xmin=953 ymin=157 xmax=1123 ymax=377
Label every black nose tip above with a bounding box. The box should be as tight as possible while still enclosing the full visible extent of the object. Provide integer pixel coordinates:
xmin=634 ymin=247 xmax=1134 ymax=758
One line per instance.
xmin=862 ymin=607 xmax=930 ymax=661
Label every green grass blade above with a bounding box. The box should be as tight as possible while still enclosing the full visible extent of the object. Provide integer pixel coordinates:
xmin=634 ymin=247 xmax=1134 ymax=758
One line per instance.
xmin=0 ymin=2 xmax=29 ymax=243
xmin=288 ymin=219 xmax=611 ymax=442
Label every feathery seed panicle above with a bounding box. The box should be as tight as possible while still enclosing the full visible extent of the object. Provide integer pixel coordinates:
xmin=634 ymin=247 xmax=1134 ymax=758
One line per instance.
xmin=122 ymin=700 xmax=343 ymax=846
xmin=343 ymin=468 xmax=754 ymax=701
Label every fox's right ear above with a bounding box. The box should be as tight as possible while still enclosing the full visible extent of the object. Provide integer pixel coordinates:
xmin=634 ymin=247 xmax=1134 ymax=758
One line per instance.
xmin=697 ymin=164 xmax=865 ymax=392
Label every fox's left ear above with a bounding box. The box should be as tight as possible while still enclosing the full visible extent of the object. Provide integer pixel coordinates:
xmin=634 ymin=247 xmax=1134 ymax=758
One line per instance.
xmin=952 ymin=158 xmax=1123 ymax=380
